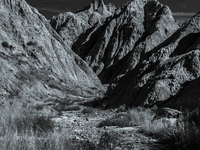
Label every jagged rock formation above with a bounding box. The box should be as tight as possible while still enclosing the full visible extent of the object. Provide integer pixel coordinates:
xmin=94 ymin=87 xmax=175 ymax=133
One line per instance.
xmin=50 ymin=0 xmax=179 ymax=84
xmin=50 ymin=0 xmax=116 ymax=56
xmin=107 ymin=12 xmax=200 ymax=108
xmin=50 ymin=0 xmax=200 ymax=109
xmin=0 ymin=0 xmax=104 ymax=101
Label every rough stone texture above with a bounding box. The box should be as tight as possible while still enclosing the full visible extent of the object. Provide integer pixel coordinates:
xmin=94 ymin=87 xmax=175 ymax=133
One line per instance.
xmin=107 ymin=12 xmax=200 ymax=108
xmin=0 ymin=0 xmax=104 ymax=101
xmin=50 ymin=0 xmax=179 ymax=85
xmin=50 ymin=0 xmax=116 ymax=59
xmin=95 ymin=0 xmax=179 ymax=84
xmin=50 ymin=0 xmax=200 ymax=108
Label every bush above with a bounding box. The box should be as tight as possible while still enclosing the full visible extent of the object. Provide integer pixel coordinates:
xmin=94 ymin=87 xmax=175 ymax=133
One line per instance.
xmin=98 ymin=131 xmax=120 ymax=150
xmin=117 ymin=107 xmax=200 ymax=150
xmin=15 ymin=114 xmax=54 ymax=134
xmin=154 ymin=109 xmax=200 ymax=150
xmin=157 ymin=122 xmax=200 ymax=150
xmin=98 ymin=107 xmax=153 ymax=128
xmin=82 ymin=107 xmax=94 ymax=114
xmin=64 ymin=105 xmax=81 ymax=111
xmin=98 ymin=113 xmax=135 ymax=127
xmin=0 ymin=100 xmax=75 ymax=150
xmin=0 ymin=102 xmax=54 ymax=136
xmin=73 ymin=140 xmax=96 ymax=150
xmin=34 ymin=104 xmax=44 ymax=110
xmin=116 ymin=105 xmax=127 ymax=113
xmin=0 ymin=129 xmax=75 ymax=150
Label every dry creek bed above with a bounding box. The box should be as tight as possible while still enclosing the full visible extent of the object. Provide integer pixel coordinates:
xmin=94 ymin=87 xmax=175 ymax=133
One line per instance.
xmin=51 ymin=107 xmax=170 ymax=150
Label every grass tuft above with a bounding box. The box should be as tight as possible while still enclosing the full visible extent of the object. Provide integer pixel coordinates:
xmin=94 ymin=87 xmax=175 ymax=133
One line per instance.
xmin=63 ymin=105 xmax=81 ymax=111
xmin=0 ymin=100 xmax=74 ymax=150
xmin=98 ymin=107 xmax=200 ymax=150
xmin=98 ymin=131 xmax=120 ymax=150
xmin=82 ymin=107 xmax=95 ymax=114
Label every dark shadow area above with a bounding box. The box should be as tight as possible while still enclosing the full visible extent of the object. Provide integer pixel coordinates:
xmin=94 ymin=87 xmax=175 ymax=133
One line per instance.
xmin=72 ymin=19 xmax=110 ymax=59
xmin=81 ymin=97 xmax=108 ymax=108
xmin=143 ymin=28 xmax=182 ymax=60
xmin=170 ymin=32 xmax=200 ymax=57
xmin=155 ymin=77 xmax=200 ymax=110
xmin=98 ymin=50 xmax=131 ymax=84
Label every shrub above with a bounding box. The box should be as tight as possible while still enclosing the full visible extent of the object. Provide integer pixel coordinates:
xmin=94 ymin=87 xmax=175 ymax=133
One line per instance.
xmin=82 ymin=107 xmax=94 ymax=114
xmin=34 ymin=104 xmax=44 ymax=110
xmin=153 ymin=109 xmax=200 ymax=150
xmin=98 ymin=107 xmax=154 ymax=128
xmin=116 ymin=104 xmax=127 ymax=113
xmin=73 ymin=140 xmax=96 ymax=150
xmin=156 ymin=122 xmax=200 ymax=150
xmin=0 ymin=129 xmax=75 ymax=150
xmin=15 ymin=114 xmax=54 ymax=134
xmin=98 ymin=113 xmax=135 ymax=127
xmin=0 ymin=102 xmax=54 ymax=136
xmin=121 ymin=107 xmax=200 ymax=150
xmin=2 ymin=41 xmax=9 ymax=47
xmin=64 ymin=105 xmax=81 ymax=111
xmin=98 ymin=131 xmax=120 ymax=150
xmin=0 ymin=101 xmax=74 ymax=150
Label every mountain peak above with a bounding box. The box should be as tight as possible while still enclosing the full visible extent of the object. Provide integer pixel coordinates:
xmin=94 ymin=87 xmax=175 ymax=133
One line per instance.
xmin=92 ymin=0 xmax=104 ymax=9
xmin=50 ymin=0 xmax=200 ymax=109
xmin=187 ymin=12 xmax=200 ymax=29
xmin=90 ymin=0 xmax=107 ymax=14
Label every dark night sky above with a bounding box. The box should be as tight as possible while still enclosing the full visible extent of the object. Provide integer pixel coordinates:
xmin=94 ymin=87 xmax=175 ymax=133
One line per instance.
xmin=26 ymin=0 xmax=200 ymax=19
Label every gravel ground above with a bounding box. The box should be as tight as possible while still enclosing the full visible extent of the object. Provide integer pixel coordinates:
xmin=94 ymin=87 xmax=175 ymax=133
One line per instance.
xmin=51 ymin=106 xmax=170 ymax=150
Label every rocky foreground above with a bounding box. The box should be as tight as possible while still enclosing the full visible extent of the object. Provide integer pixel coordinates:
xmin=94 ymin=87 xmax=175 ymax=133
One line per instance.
xmin=51 ymin=106 xmax=169 ymax=150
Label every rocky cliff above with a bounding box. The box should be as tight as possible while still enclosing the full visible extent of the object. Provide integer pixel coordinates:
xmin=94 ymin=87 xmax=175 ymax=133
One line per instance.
xmin=0 ymin=0 xmax=104 ymax=102
xmin=2 ymin=0 xmax=200 ymax=109
xmin=107 ymin=12 xmax=200 ymax=108
xmin=50 ymin=0 xmax=116 ymax=56
xmin=50 ymin=0 xmax=179 ymax=84
xmin=51 ymin=0 xmax=200 ymax=109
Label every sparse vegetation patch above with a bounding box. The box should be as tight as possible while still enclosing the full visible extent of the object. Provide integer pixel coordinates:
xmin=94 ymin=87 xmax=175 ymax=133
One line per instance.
xmin=98 ymin=131 xmax=121 ymax=150
xmin=82 ymin=107 xmax=95 ymax=114
xmin=63 ymin=105 xmax=81 ymax=111
xmin=98 ymin=107 xmax=200 ymax=150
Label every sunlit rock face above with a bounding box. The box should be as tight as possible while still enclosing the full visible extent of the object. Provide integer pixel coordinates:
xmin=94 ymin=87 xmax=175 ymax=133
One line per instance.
xmin=0 ymin=0 xmax=104 ymax=101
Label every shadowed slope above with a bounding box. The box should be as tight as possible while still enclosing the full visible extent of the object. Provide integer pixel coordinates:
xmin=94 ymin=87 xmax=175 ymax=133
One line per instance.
xmin=50 ymin=0 xmax=200 ymax=109
xmin=107 ymin=12 xmax=200 ymax=108
xmin=50 ymin=0 xmax=179 ymax=84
